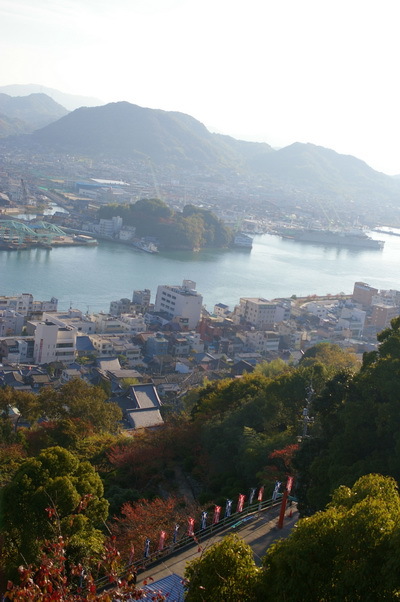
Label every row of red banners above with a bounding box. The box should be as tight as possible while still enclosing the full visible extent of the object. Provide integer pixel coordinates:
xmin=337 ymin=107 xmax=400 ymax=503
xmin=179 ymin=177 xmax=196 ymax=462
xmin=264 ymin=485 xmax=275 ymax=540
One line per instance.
xmin=141 ymin=485 xmax=270 ymax=557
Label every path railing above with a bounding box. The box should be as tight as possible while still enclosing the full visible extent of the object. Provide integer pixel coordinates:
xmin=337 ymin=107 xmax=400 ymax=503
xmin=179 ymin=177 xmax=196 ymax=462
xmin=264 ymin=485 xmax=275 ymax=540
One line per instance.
xmin=96 ymin=496 xmax=278 ymax=591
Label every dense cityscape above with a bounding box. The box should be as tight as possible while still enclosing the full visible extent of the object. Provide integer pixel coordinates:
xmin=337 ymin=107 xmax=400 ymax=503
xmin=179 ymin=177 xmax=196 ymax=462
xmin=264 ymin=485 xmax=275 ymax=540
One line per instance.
xmin=1 ymin=92 xmax=400 ymax=601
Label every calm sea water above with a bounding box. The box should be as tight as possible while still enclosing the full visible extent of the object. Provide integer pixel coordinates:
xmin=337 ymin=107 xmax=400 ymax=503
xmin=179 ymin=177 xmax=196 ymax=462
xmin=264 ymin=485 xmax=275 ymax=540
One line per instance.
xmin=0 ymin=230 xmax=398 ymax=313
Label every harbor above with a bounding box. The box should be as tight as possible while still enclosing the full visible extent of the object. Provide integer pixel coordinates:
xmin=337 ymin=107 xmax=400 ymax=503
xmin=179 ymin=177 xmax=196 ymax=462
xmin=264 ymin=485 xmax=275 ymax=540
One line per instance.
xmin=0 ymin=219 xmax=98 ymax=250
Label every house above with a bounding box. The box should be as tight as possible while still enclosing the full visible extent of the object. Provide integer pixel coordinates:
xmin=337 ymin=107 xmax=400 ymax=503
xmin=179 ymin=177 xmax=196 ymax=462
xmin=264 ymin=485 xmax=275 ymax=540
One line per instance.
xmin=117 ymin=384 xmax=164 ymax=430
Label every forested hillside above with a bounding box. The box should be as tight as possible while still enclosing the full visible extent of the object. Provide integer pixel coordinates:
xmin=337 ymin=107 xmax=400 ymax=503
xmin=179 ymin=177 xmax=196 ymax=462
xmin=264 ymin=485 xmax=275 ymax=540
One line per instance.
xmin=98 ymin=198 xmax=232 ymax=250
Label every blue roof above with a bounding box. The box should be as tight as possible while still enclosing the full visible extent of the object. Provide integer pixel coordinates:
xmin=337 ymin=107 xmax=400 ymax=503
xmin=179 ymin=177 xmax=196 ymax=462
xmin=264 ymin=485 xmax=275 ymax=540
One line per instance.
xmin=141 ymin=574 xmax=185 ymax=601
xmin=76 ymin=335 xmax=95 ymax=352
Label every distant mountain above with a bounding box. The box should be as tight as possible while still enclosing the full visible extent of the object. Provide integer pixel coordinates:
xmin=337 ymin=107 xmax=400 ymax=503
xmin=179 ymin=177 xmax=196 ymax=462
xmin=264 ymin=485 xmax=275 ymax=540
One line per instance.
xmin=248 ymin=141 xmax=400 ymax=202
xmin=32 ymin=101 xmax=273 ymax=170
xmin=0 ymin=93 xmax=68 ymax=132
xmin=0 ymin=84 xmax=103 ymax=111
xmin=1 ymin=98 xmax=397 ymax=212
xmin=0 ymin=112 xmax=30 ymax=137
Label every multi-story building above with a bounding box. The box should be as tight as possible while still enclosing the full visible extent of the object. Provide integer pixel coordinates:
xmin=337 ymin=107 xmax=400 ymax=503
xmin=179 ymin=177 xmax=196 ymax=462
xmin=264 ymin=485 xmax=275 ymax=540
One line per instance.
xmin=132 ymin=289 xmax=151 ymax=310
xmin=352 ymin=282 xmax=378 ymax=307
xmin=214 ymin=303 xmax=230 ymax=318
xmin=241 ymin=330 xmax=280 ymax=354
xmin=88 ymin=334 xmax=143 ymax=364
xmin=0 ymin=309 xmax=25 ymax=336
xmin=109 ymin=298 xmax=134 ymax=316
xmin=0 ymin=294 xmax=58 ymax=317
xmin=146 ymin=333 xmax=169 ymax=358
xmin=98 ymin=216 xmax=123 ymax=237
xmin=0 ymin=337 xmax=35 ymax=364
xmin=154 ymin=280 xmax=203 ymax=329
xmin=39 ymin=310 xmax=95 ymax=334
xmin=234 ymin=297 xmax=291 ymax=328
xmin=370 ymin=304 xmax=399 ymax=330
xmin=337 ymin=306 xmax=366 ymax=338
xmin=33 ymin=321 xmax=77 ymax=364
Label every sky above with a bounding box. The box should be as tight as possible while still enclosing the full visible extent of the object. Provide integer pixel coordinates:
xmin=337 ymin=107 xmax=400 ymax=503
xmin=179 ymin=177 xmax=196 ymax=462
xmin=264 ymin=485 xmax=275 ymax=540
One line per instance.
xmin=1 ymin=0 xmax=400 ymax=174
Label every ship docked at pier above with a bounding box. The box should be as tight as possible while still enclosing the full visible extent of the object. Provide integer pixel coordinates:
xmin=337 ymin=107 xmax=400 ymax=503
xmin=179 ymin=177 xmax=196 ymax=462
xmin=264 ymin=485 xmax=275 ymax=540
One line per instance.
xmin=275 ymin=227 xmax=384 ymax=250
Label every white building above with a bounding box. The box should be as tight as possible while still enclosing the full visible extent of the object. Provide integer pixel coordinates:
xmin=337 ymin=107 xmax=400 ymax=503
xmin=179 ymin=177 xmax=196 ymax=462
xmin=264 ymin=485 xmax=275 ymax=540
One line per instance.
xmin=88 ymin=334 xmax=143 ymax=364
xmin=234 ymin=298 xmax=291 ymax=328
xmin=98 ymin=216 xmax=123 ymax=237
xmin=154 ymin=280 xmax=203 ymax=330
xmin=109 ymin=298 xmax=134 ymax=316
xmin=90 ymin=312 xmax=146 ymax=334
xmin=301 ymin=300 xmax=339 ymax=320
xmin=132 ymin=289 xmax=151 ymax=308
xmin=242 ymin=330 xmax=280 ymax=354
xmin=0 ymin=294 xmax=58 ymax=317
xmin=0 ymin=309 xmax=25 ymax=336
xmin=337 ymin=307 xmax=366 ymax=338
xmin=39 ymin=310 xmax=96 ymax=334
xmin=34 ymin=321 xmax=77 ymax=364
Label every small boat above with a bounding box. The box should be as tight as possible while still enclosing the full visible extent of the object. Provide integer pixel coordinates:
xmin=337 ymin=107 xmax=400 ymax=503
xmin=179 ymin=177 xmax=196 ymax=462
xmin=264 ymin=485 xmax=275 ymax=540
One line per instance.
xmin=132 ymin=239 xmax=159 ymax=254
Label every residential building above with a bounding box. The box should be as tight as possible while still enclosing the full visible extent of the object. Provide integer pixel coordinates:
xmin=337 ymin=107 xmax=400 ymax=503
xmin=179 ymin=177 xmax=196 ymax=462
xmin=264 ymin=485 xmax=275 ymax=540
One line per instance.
xmin=352 ymin=282 xmax=378 ymax=307
xmin=146 ymin=333 xmax=169 ymax=358
xmin=39 ymin=310 xmax=95 ymax=334
xmin=242 ymin=330 xmax=280 ymax=354
xmin=132 ymin=289 xmax=151 ymax=310
xmin=370 ymin=304 xmax=399 ymax=330
xmin=109 ymin=298 xmax=135 ymax=316
xmin=0 ymin=337 xmax=35 ymax=364
xmin=33 ymin=321 xmax=77 ymax=364
xmin=0 ymin=309 xmax=25 ymax=336
xmin=154 ymin=280 xmax=203 ymax=329
xmin=234 ymin=297 xmax=291 ymax=328
xmin=0 ymin=294 xmax=57 ymax=317
xmin=214 ymin=303 xmax=230 ymax=318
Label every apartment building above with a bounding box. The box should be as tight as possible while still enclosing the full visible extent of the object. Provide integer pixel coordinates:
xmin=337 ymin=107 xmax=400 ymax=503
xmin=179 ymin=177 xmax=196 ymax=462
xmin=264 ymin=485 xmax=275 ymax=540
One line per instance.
xmin=33 ymin=321 xmax=77 ymax=364
xmin=234 ymin=297 xmax=291 ymax=328
xmin=154 ymin=280 xmax=203 ymax=329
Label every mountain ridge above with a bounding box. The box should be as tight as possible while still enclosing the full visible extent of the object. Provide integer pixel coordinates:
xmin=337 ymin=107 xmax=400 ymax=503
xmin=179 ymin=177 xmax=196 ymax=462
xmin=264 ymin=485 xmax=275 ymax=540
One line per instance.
xmin=1 ymin=88 xmax=399 ymax=211
xmin=0 ymin=84 xmax=103 ymax=111
xmin=0 ymin=93 xmax=68 ymax=132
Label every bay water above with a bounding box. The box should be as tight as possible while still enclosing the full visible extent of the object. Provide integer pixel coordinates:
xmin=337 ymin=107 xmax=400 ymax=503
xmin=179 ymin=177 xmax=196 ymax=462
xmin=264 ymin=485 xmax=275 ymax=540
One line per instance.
xmin=0 ymin=230 xmax=398 ymax=313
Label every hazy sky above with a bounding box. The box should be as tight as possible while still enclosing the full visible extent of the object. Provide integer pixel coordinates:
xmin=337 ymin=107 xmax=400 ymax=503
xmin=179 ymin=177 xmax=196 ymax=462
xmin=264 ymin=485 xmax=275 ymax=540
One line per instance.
xmin=2 ymin=0 xmax=400 ymax=174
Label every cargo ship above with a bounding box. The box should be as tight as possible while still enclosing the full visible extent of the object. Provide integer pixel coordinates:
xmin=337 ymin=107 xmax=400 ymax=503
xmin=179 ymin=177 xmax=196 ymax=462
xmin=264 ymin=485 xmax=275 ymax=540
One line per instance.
xmin=276 ymin=227 xmax=384 ymax=249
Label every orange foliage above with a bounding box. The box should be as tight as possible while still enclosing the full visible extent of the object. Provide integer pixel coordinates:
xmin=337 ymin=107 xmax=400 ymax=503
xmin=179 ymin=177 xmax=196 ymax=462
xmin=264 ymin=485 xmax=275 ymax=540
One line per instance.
xmin=112 ymin=496 xmax=200 ymax=562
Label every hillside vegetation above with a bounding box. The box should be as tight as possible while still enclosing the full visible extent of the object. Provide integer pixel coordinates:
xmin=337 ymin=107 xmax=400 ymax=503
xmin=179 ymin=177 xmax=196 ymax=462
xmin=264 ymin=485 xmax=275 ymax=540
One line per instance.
xmin=98 ymin=198 xmax=232 ymax=250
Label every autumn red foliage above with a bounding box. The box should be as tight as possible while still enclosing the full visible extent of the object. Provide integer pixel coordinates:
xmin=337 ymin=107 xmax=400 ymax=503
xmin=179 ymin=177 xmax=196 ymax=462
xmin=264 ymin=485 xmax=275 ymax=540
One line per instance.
xmin=112 ymin=495 xmax=201 ymax=562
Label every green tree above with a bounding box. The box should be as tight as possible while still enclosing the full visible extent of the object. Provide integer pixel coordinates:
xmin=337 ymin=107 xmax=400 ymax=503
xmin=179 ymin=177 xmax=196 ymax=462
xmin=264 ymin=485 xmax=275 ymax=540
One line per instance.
xmin=0 ymin=446 xmax=109 ymax=577
xmin=260 ymin=474 xmax=400 ymax=601
xmin=37 ymin=379 xmax=122 ymax=433
xmin=254 ymin=358 xmax=292 ymax=378
xmin=185 ymin=534 xmax=260 ymax=601
xmin=299 ymin=341 xmax=360 ymax=373
xmin=297 ymin=317 xmax=400 ymax=512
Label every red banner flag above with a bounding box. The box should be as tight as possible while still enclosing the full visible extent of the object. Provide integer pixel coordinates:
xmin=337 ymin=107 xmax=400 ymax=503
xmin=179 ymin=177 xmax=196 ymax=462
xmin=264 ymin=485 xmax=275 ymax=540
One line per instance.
xmin=158 ymin=530 xmax=166 ymax=551
xmin=187 ymin=517 xmax=195 ymax=536
xmin=213 ymin=505 xmax=222 ymax=524
xmin=286 ymin=476 xmax=294 ymax=494
xmin=237 ymin=494 xmax=246 ymax=513
xmin=257 ymin=486 xmax=264 ymax=502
